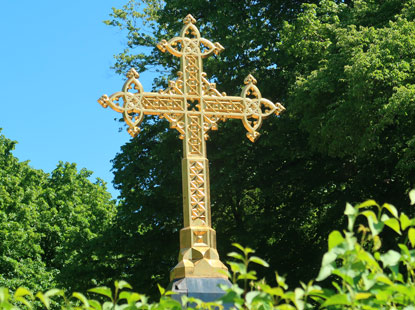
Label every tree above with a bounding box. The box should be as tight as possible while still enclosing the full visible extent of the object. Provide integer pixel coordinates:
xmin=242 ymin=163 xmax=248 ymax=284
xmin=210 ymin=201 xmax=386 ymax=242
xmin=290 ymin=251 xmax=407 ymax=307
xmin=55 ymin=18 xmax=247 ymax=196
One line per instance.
xmin=104 ymin=0 xmax=415 ymax=293
xmin=0 ymin=130 xmax=116 ymax=292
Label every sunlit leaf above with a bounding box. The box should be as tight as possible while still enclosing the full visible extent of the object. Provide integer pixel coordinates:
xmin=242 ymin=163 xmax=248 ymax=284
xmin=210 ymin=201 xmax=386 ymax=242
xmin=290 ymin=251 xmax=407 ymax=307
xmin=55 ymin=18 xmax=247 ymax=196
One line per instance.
xmin=88 ymin=299 xmax=102 ymax=310
xmin=355 ymin=292 xmax=372 ymax=300
xmin=88 ymin=287 xmax=113 ymax=301
xmin=14 ymin=287 xmax=33 ymax=299
xmin=367 ymin=215 xmax=384 ymax=236
xmin=72 ymin=292 xmax=89 ymax=308
xmin=400 ymin=213 xmax=411 ymax=230
xmin=157 ymin=284 xmax=165 ymax=296
xmin=409 ymin=228 xmax=415 ymax=248
xmin=232 ymin=243 xmax=245 ymax=252
xmin=44 ymin=288 xmax=63 ymax=298
xmin=344 ymin=203 xmax=357 ymax=215
xmin=35 ymin=292 xmax=50 ymax=310
xmin=328 ymin=230 xmax=344 ymax=250
xmin=321 ymin=293 xmax=350 ymax=307
xmin=115 ymin=280 xmax=132 ymax=290
xmin=358 ymin=200 xmax=378 ymax=209
xmin=15 ymin=296 xmax=33 ymax=309
xmin=249 ymin=256 xmax=269 ymax=267
xmin=380 ymin=250 xmax=401 ymax=267
xmin=383 ymin=218 xmax=401 ymax=235
xmin=410 ymin=189 xmax=415 ymax=205
xmin=227 ymin=252 xmax=244 ymax=261
xmin=383 ymin=203 xmax=398 ymax=218
xmin=316 ymin=264 xmax=335 ymax=282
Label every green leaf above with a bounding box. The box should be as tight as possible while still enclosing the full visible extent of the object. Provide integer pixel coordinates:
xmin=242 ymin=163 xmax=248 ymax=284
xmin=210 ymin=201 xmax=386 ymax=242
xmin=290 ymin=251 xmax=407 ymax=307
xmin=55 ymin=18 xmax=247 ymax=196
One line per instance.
xmin=245 ymin=291 xmax=260 ymax=304
xmin=237 ymin=273 xmax=257 ymax=281
xmin=367 ymin=215 xmax=384 ymax=236
xmin=372 ymin=235 xmax=382 ymax=251
xmin=275 ymin=304 xmax=296 ymax=310
xmin=376 ymin=275 xmax=394 ymax=285
xmin=358 ymin=200 xmax=378 ymax=209
xmin=228 ymin=262 xmax=246 ymax=274
xmin=383 ymin=218 xmax=401 ymax=235
xmin=119 ymin=291 xmax=131 ymax=300
xmin=14 ymin=287 xmax=33 ymax=299
xmin=355 ymin=292 xmax=372 ymax=300
xmin=157 ymin=284 xmax=165 ymax=296
xmin=227 ymin=251 xmax=244 ymax=261
xmin=380 ymin=250 xmax=401 ymax=267
xmin=383 ymin=203 xmax=398 ymax=218
xmin=409 ymin=228 xmax=415 ymax=248
xmin=0 ymin=287 xmax=8 ymax=303
xmin=275 ymin=273 xmax=288 ymax=289
xmin=232 ymin=243 xmax=245 ymax=252
xmin=316 ymin=264 xmax=335 ymax=282
xmin=88 ymin=299 xmax=102 ymax=310
xmin=72 ymin=292 xmax=89 ymax=307
xmin=410 ymin=189 xmax=415 ymax=205
xmin=321 ymin=293 xmax=350 ymax=307
xmin=249 ymin=256 xmax=269 ymax=267
xmin=361 ymin=210 xmax=377 ymax=221
xmin=88 ymin=287 xmax=113 ymax=301
xmin=345 ymin=203 xmax=357 ymax=231
xmin=332 ymin=269 xmax=354 ymax=286
xmin=123 ymin=292 xmax=142 ymax=303
xmin=44 ymin=288 xmax=63 ymax=298
xmin=15 ymin=296 xmax=33 ymax=309
xmin=400 ymin=213 xmax=411 ymax=230
xmin=328 ymin=230 xmax=344 ymax=250
xmin=102 ymin=301 xmax=113 ymax=310
xmin=115 ymin=280 xmax=132 ymax=290
xmin=35 ymin=292 xmax=50 ymax=309
xmin=344 ymin=203 xmax=357 ymax=215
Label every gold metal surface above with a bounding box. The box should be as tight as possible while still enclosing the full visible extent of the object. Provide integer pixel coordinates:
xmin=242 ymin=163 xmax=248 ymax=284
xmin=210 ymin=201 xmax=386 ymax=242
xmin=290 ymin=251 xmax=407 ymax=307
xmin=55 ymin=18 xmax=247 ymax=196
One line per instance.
xmin=98 ymin=14 xmax=285 ymax=280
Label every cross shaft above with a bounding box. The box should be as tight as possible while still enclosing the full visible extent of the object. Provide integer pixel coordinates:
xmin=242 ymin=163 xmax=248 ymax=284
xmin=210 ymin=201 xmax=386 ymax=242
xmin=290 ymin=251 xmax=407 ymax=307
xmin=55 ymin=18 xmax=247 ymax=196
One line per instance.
xmin=98 ymin=14 xmax=285 ymax=280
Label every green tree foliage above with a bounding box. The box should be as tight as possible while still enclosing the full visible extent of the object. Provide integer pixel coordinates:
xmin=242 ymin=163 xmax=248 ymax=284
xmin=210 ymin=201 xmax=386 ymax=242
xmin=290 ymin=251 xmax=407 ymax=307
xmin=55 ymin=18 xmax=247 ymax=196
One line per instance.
xmin=0 ymin=131 xmax=116 ymax=292
xmin=104 ymin=0 xmax=415 ymax=294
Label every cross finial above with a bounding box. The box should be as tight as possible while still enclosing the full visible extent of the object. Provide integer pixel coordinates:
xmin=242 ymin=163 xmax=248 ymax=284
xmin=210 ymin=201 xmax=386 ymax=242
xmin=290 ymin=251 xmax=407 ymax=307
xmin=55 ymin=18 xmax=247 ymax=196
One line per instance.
xmin=183 ymin=14 xmax=197 ymax=24
xmin=244 ymin=74 xmax=257 ymax=85
xmin=126 ymin=68 xmax=139 ymax=79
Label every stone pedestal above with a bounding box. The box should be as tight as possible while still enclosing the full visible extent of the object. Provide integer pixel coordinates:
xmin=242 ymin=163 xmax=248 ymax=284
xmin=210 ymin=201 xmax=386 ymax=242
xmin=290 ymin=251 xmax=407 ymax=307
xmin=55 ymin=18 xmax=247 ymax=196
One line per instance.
xmin=168 ymin=277 xmax=232 ymax=305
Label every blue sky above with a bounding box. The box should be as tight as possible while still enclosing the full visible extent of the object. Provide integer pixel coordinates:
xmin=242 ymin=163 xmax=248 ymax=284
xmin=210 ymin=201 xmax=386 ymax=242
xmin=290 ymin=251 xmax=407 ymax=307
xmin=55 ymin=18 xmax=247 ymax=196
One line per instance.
xmin=0 ymin=0 xmax=156 ymax=199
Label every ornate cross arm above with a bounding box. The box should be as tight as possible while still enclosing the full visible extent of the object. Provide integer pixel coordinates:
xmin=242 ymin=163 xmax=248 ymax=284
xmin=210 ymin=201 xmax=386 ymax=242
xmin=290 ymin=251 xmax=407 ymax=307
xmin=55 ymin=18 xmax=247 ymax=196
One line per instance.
xmin=98 ymin=68 xmax=186 ymax=138
xmin=203 ymin=74 xmax=285 ymax=142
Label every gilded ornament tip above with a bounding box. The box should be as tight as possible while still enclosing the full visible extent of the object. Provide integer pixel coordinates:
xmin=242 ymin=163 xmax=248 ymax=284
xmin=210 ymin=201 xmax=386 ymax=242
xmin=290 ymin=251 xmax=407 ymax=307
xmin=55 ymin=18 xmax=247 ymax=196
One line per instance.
xmin=98 ymin=95 xmax=109 ymax=108
xmin=244 ymin=74 xmax=257 ymax=85
xmin=247 ymin=131 xmax=260 ymax=143
xmin=127 ymin=126 xmax=141 ymax=137
xmin=126 ymin=68 xmax=139 ymax=79
xmin=276 ymin=102 xmax=286 ymax=115
xmin=157 ymin=39 xmax=168 ymax=53
xmin=184 ymin=14 xmax=197 ymax=25
xmin=214 ymin=42 xmax=224 ymax=55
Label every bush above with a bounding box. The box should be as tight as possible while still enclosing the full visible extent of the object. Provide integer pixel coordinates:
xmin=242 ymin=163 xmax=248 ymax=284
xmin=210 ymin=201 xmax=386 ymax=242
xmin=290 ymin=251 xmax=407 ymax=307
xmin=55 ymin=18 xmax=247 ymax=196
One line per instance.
xmin=1 ymin=190 xmax=415 ymax=309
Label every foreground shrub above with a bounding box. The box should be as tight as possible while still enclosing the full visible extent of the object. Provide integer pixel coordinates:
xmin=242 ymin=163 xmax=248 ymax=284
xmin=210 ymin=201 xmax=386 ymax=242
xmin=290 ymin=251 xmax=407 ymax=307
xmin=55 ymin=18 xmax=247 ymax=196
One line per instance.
xmin=1 ymin=190 xmax=415 ymax=309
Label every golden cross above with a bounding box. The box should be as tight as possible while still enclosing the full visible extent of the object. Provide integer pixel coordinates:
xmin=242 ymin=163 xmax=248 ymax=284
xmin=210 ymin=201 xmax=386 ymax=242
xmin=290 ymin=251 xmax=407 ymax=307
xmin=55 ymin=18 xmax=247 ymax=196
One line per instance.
xmin=98 ymin=14 xmax=285 ymax=281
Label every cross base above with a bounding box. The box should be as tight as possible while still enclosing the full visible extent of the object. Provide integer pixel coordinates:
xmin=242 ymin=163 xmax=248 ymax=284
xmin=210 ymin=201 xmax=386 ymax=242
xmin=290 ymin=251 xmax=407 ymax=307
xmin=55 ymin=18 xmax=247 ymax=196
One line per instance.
xmin=168 ymin=277 xmax=231 ymax=306
xmin=170 ymin=226 xmax=228 ymax=281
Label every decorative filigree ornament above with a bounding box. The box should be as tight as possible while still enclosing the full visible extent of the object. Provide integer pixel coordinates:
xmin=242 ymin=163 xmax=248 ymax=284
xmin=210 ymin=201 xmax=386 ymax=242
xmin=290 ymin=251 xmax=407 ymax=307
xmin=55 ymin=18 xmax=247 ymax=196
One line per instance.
xmin=99 ymin=14 xmax=285 ymax=280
